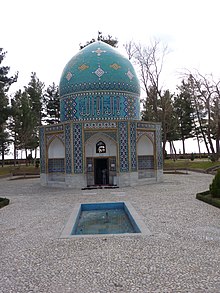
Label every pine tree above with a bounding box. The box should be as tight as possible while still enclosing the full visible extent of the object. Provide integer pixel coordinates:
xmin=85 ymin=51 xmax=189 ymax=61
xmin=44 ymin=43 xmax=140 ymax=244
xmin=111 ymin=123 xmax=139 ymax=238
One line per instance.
xmin=43 ymin=83 xmax=60 ymax=124
xmin=174 ymin=82 xmax=194 ymax=155
xmin=0 ymin=48 xmax=18 ymax=166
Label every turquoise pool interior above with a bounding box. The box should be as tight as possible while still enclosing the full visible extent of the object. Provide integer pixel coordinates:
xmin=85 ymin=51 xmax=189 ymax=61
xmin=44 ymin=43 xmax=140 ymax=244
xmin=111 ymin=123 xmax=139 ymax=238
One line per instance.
xmin=72 ymin=202 xmax=141 ymax=235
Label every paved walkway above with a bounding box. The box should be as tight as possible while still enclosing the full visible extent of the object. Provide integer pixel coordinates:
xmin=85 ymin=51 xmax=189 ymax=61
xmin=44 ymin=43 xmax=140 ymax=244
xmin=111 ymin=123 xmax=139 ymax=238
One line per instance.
xmin=1 ymin=173 xmax=220 ymax=292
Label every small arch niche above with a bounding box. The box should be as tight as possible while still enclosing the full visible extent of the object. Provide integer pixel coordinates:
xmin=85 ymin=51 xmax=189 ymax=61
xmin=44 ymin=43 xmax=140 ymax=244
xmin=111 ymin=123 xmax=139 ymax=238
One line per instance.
xmin=96 ymin=141 xmax=106 ymax=153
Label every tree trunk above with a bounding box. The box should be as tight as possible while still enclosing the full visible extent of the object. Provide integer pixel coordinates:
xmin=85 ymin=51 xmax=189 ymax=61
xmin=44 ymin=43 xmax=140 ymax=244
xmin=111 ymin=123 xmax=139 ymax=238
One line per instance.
xmin=1 ymin=143 xmax=4 ymax=167
xmin=182 ymin=137 xmax=185 ymax=155
xmin=13 ymin=142 xmax=17 ymax=166
xmin=196 ymin=135 xmax=202 ymax=158
xmin=162 ymin=140 xmax=167 ymax=161
xmin=172 ymin=141 xmax=177 ymax=160
xmin=25 ymin=148 xmax=28 ymax=166
xmin=169 ymin=141 xmax=173 ymax=159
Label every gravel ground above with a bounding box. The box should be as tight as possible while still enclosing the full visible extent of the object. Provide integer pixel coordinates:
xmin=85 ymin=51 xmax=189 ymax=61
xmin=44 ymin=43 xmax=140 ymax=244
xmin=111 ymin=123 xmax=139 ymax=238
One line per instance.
xmin=0 ymin=172 xmax=220 ymax=293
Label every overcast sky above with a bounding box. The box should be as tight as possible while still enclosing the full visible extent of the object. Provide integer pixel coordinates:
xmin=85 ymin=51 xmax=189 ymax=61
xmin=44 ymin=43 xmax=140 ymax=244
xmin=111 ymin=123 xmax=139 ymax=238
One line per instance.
xmin=1 ymin=0 xmax=220 ymax=153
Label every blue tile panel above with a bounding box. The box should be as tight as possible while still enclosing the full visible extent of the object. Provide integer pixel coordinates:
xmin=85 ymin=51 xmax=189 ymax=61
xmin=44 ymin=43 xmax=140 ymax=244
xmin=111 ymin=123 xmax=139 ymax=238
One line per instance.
xmin=118 ymin=121 xmax=129 ymax=172
xmin=65 ymin=124 xmax=72 ymax=174
xmin=73 ymin=123 xmax=83 ymax=173
xmin=48 ymin=158 xmax=65 ymax=173
xmin=84 ymin=121 xmax=117 ymax=129
xmin=130 ymin=122 xmax=137 ymax=171
xmin=39 ymin=127 xmax=46 ymax=173
xmin=156 ymin=124 xmax=163 ymax=170
xmin=60 ymin=92 xmax=140 ymax=122
xmin=45 ymin=124 xmax=63 ymax=133
xmin=138 ymin=156 xmax=154 ymax=169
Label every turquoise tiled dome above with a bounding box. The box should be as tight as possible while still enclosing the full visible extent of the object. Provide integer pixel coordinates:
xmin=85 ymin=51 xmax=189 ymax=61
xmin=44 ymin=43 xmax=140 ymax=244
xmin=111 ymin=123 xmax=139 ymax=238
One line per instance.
xmin=59 ymin=41 xmax=140 ymax=122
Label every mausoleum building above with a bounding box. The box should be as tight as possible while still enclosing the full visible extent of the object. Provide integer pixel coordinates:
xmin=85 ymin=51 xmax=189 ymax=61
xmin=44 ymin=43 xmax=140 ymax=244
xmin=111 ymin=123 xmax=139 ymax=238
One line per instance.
xmin=39 ymin=41 xmax=163 ymax=188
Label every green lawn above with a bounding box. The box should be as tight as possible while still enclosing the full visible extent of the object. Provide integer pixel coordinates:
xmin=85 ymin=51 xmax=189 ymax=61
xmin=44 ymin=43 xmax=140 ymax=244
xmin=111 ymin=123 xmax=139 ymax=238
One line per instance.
xmin=0 ymin=165 xmax=39 ymax=176
xmin=164 ymin=159 xmax=220 ymax=170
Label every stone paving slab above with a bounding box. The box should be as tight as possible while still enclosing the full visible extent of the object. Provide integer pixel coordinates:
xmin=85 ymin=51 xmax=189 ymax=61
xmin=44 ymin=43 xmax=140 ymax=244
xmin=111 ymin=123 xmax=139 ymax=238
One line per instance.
xmin=0 ymin=173 xmax=220 ymax=292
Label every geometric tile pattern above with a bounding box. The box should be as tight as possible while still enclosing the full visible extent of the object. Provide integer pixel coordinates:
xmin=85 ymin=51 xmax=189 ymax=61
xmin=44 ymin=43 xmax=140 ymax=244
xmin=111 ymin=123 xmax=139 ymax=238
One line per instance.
xmin=45 ymin=124 xmax=63 ymax=133
xmin=73 ymin=123 xmax=83 ymax=173
xmin=46 ymin=134 xmax=56 ymax=145
xmin=137 ymin=131 xmax=155 ymax=143
xmin=39 ymin=127 xmax=46 ymax=173
xmin=130 ymin=122 xmax=137 ymax=171
xmin=57 ymin=132 xmax=65 ymax=144
xmin=46 ymin=133 xmax=65 ymax=146
xmin=65 ymin=124 xmax=72 ymax=174
xmin=48 ymin=158 xmax=65 ymax=173
xmin=84 ymin=121 xmax=117 ymax=129
xmin=118 ymin=121 xmax=129 ymax=172
xmin=59 ymin=42 xmax=140 ymax=99
xmin=60 ymin=81 xmax=140 ymax=97
xmin=138 ymin=155 xmax=154 ymax=169
xmin=123 ymin=96 xmax=140 ymax=120
xmin=156 ymin=124 xmax=163 ymax=170
xmin=137 ymin=122 xmax=157 ymax=129
xmin=61 ymin=96 xmax=77 ymax=121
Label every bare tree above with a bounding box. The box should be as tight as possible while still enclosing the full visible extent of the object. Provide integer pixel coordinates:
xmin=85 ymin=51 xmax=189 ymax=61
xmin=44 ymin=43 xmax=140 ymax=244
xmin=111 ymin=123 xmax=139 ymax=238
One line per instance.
xmin=124 ymin=39 xmax=176 ymax=156
xmin=183 ymin=71 xmax=220 ymax=160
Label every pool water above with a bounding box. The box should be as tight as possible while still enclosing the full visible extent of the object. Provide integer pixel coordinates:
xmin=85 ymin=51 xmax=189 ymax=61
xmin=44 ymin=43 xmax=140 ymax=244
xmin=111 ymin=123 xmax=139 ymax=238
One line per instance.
xmin=74 ymin=208 xmax=135 ymax=235
xmin=71 ymin=202 xmax=141 ymax=235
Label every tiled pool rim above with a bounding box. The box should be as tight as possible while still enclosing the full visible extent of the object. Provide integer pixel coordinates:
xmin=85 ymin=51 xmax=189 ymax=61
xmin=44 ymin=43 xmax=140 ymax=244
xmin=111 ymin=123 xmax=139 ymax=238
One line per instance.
xmin=60 ymin=201 xmax=151 ymax=238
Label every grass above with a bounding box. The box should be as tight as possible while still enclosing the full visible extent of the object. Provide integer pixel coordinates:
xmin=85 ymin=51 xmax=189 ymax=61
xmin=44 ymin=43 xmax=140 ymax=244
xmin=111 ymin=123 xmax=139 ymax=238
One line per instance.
xmin=0 ymin=165 xmax=39 ymax=176
xmin=164 ymin=159 xmax=220 ymax=171
xmin=0 ymin=159 xmax=219 ymax=176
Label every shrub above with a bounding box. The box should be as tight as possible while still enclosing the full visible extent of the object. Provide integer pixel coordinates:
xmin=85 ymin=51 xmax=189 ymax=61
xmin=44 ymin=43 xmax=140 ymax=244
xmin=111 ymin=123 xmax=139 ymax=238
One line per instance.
xmin=190 ymin=153 xmax=195 ymax=161
xmin=0 ymin=197 xmax=10 ymax=208
xmin=210 ymin=170 xmax=220 ymax=198
xmin=35 ymin=159 xmax=40 ymax=168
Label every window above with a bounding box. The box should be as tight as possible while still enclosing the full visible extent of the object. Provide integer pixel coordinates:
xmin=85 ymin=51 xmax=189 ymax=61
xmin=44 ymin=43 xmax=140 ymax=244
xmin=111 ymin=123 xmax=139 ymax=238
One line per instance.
xmin=138 ymin=155 xmax=155 ymax=179
xmin=96 ymin=141 xmax=106 ymax=153
xmin=48 ymin=158 xmax=65 ymax=173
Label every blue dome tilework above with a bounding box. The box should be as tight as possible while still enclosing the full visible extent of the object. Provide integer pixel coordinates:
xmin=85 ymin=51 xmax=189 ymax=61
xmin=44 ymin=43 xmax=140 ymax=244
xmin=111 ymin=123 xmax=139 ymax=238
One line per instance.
xmin=59 ymin=41 xmax=140 ymax=122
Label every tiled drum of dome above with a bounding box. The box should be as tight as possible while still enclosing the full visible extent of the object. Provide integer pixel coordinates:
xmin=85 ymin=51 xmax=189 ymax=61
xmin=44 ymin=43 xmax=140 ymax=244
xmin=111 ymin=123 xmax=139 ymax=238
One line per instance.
xmin=61 ymin=92 xmax=139 ymax=122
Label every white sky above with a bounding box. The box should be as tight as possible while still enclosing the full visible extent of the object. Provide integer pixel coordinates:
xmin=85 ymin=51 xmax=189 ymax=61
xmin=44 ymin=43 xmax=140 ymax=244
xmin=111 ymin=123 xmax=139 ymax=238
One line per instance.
xmin=1 ymin=0 xmax=220 ymax=154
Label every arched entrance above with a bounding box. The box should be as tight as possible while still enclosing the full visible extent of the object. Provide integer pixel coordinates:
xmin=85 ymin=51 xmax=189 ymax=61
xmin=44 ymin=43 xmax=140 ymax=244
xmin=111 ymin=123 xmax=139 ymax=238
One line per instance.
xmin=85 ymin=133 xmax=117 ymax=187
xmin=94 ymin=158 xmax=109 ymax=185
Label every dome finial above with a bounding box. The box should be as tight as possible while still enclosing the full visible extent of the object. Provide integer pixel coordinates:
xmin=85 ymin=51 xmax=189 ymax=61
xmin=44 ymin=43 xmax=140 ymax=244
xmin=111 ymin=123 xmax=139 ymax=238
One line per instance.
xmin=97 ymin=31 xmax=102 ymax=41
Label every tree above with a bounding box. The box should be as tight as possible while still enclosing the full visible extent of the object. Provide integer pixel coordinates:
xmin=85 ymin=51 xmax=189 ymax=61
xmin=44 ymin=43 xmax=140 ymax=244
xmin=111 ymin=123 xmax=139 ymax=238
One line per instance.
xmin=25 ymin=72 xmax=44 ymax=128
xmin=79 ymin=31 xmax=118 ymax=49
xmin=125 ymin=40 xmax=174 ymax=157
xmin=174 ymin=81 xmax=194 ymax=155
xmin=0 ymin=48 xmax=18 ymax=166
xmin=43 ymin=82 xmax=60 ymax=124
xmin=24 ymin=72 xmax=44 ymax=160
xmin=182 ymin=71 xmax=219 ymax=160
xmin=10 ymin=90 xmax=23 ymax=164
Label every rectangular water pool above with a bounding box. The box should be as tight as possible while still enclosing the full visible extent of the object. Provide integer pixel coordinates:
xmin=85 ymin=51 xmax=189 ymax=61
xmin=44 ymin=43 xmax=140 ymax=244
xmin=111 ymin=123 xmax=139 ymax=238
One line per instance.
xmin=61 ymin=201 xmax=151 ymax=237
xmin=72 ymin=202 xmax=140 ymax=235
